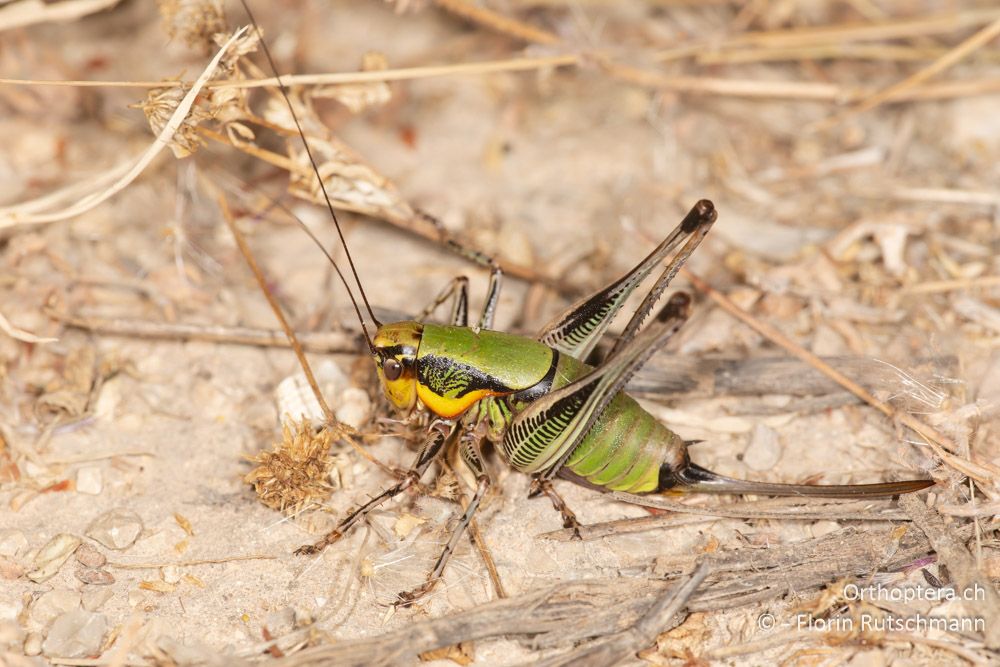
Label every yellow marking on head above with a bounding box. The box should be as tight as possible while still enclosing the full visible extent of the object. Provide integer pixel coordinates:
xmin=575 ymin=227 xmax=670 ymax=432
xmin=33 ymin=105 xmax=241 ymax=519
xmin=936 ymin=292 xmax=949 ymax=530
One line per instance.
xmin=373 ymin=321 xmax=423 ymax=413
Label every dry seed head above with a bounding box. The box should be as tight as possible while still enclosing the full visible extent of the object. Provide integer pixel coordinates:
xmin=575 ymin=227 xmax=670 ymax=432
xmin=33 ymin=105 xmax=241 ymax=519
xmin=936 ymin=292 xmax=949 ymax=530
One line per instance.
xmin=135 ymin=84 xmax=213 ymax=158
xmin=212 ymin=27 xmax=261 ymax=75
xmin=244 ymin=419 xmax=334 ymax=514
xmin=157 ymin=0 xmax=227 ymax=53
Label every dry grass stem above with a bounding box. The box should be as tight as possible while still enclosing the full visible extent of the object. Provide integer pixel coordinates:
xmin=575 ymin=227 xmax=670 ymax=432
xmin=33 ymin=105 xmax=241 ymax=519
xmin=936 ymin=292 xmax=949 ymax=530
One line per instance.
xmin=822 ymin=13 xmax=1000 ymax=128
xmin=0 ymin=27 xmax=248 ymax=229
xmin=0 ymin=0 xmax=123 ymax=32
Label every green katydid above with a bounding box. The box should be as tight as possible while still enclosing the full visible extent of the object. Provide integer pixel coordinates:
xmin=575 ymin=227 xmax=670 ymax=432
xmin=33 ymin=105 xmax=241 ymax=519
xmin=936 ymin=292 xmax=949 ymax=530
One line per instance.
xmin=237 ymin=1 xmax=933 ymax=606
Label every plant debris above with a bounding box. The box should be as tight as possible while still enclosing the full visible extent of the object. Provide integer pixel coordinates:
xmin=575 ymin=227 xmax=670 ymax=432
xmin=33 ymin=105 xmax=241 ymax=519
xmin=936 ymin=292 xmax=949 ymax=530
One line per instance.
xmin=245 ymin=419 xmax=334 ymax=515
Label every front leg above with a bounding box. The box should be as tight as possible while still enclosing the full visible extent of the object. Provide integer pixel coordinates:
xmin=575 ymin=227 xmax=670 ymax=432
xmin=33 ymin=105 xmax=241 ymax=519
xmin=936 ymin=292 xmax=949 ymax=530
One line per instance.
xmin=295 ymin=420 xmax=456 ymax=556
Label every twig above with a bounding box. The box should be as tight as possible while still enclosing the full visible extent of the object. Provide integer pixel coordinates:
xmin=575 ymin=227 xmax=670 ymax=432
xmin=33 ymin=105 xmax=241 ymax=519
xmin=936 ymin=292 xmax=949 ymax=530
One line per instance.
xmin=610 ymin=493 xmax=911 ymax=523
xmin=846 ymin=13 xmax=1000 ymax=115
xmin=51 ymin=309 xmax=361 ymax=353
xmin=433 ymin=0 xmax=559 ymax=45
xmin=216 ymin=192 xmax=393 ymax=475
xmin=720 ymin=7 xmax=1000 ymax=50
xmin=200 ymin=125 xmax=570 ymax=294
xmin=543 ymin=496 xmax=910 ymax=542
xmin=902 ymin=275 xmax=1000 ymax=295
xmin=106 ymin=553 xmax=277 ymax=569
xmin=820 ymin=14 xmax=1000 ymax=128
xmin=682 ymin=268 xmax=1000 ymax=488
xmin=529 ymin=562 xmax=711 ymax=667
xmin=0 ymin=309 xmax=57 ymax=344
xmin=899 ymin=495 xmax=1000 ymax=649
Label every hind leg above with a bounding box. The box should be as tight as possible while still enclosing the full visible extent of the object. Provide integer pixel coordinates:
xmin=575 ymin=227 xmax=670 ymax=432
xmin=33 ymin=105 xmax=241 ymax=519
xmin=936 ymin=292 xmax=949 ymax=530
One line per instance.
xmin=529 ymin=477 xmax=583 ymax=540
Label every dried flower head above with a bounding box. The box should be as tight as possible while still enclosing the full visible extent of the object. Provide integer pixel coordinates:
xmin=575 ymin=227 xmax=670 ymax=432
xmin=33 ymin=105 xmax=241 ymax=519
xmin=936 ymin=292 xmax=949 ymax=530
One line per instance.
xmin=134 ymin=83 xmax=213 ymax=158
xmin=245 ymin=419 xmax=334 ymax=514
xmin=158 ymin=0 xmax=227 ymax=53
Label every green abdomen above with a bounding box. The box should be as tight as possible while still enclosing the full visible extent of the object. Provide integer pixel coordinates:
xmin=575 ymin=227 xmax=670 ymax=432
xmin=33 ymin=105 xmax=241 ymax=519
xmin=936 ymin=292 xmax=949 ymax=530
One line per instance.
xmin=563 ymin=392 xmax=681 ymax=493
xmin=506 ymin=352 xmax=685 ymax=494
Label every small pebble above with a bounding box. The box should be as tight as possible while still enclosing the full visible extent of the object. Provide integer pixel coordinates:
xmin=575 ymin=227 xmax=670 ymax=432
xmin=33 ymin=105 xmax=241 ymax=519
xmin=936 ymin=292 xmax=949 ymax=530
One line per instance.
xmin=276 ymin=361 xmax=349 ymax=429
xmin=74 ymin=543 xmax=106 ymax=569
xmin=161 ymin=565 xmax=181 ymax=584
xmin=41 ymin=610 xmax=107 ymax=659
xmin=75 ymin=567 xmax=115 ymax=586
xmin=335 ymin=387 xmax=372 ymax=429
xmin=0 ymin=529 xmax=27 ymax=558
xmin=23 ymin=632 xmax=42 ymax=656
xmin=742 ymin=424 xmax=783 ymax=472
xmin=0 ymin=620 xmax=23 ymax=649
xmin=75 ymin=467 xmax=103 ymax=496
xmin=0 ymin=556 xmax=24 ymax=580
xmin=86 ymin=509 xmax=143 ymax=550
xmin=30 ymin=589 xmax=81 ymax=627
xmin=27 ymin=534 xmax=81 ymax=583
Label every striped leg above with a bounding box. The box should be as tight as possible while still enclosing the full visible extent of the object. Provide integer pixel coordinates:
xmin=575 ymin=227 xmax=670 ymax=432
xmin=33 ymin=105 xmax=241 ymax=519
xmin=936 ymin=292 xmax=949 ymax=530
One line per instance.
xmin=395 ymin=427 xmax=492 ymax=606
xmin=416 ymin=276 xmax=470 ymax=326
xmin=295 ymin=420 xmax=456 ymax=556
xmin=537 ymin=200 xmax=715 ymax=361
xmin=415 ymin=240 xmax=502 ymax=330
xmin=502 ymin=293 xmax=693 ymax=478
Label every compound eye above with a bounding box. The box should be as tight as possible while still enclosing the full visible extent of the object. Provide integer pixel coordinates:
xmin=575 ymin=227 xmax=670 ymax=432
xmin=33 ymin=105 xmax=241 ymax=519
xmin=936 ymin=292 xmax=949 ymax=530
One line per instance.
xmin=382 ymin=357 xmax=403 ymax=381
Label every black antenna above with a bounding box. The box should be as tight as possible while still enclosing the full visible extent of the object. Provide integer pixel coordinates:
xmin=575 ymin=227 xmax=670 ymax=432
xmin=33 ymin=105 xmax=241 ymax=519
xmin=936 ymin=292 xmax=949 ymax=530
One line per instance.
xmin=238 ymin=0 xmax=382 ymax=342
xmin=236 ymin=179 xmax=377 ymax=354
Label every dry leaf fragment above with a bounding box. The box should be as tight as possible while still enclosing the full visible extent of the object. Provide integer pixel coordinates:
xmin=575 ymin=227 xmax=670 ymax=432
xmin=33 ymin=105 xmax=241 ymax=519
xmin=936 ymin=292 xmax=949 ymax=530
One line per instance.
xmin=393 ymin=513 xmax=428 ymax=539
xmin=27 ymin=533 xmax=81 ymax=583
xmin=262 ymin=93 xmax=415 ymax=222
xmin=139 ymin=580 xmax=177 ymax=593
xmin=174 ymin=513 xmax=194 ymax=537
xmin=184 ymin=573 xmax=205 ymax=588
xmin=36 ymin=346 xmax=97 ymax=419
xmin=418 ymin=642 xmax=474 ymax=666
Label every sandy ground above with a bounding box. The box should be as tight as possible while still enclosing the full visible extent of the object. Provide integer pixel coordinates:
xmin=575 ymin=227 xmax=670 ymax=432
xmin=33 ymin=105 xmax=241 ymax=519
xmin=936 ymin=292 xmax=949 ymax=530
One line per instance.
xmin=2 ymin=1 xmax=1000 ymax=665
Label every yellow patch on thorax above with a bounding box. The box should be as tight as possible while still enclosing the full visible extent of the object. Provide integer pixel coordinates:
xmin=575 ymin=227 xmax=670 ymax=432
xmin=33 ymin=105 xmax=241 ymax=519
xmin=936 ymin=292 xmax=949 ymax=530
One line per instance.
xmin=416 ymin=384 xmax=502 ymax=419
